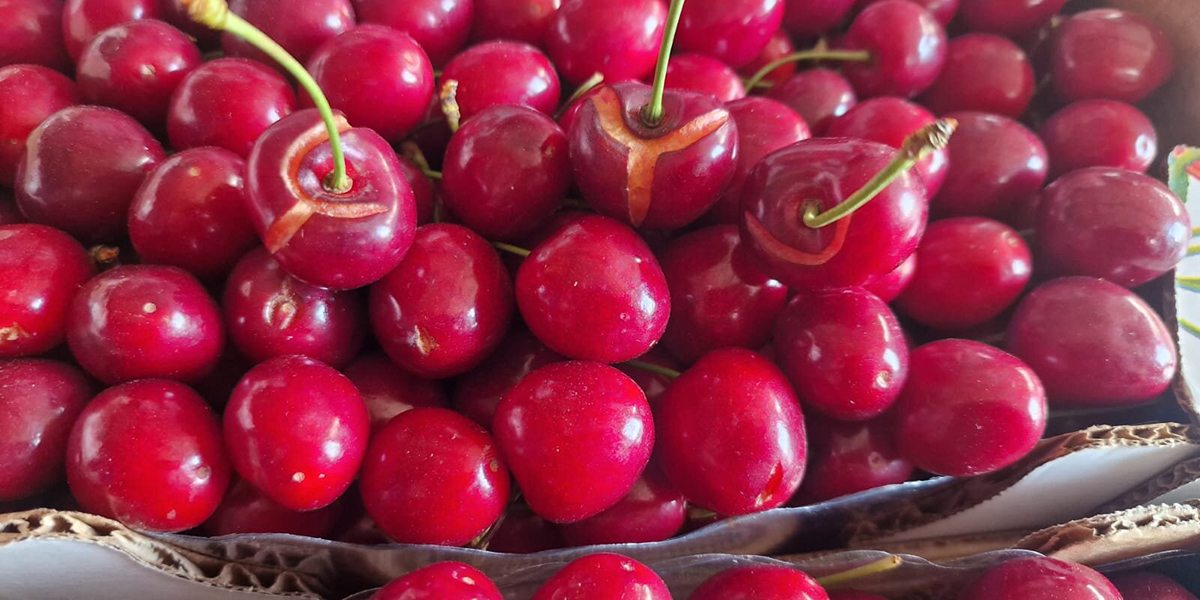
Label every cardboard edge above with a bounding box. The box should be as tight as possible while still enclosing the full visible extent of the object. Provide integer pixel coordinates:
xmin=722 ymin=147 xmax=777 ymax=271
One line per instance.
xmin=1017 ymin=500 xmax=1200 ymax=565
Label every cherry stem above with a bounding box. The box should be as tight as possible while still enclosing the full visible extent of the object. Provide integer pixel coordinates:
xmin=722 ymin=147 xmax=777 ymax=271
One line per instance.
xmin=803 ymin=119 xmax=957 ymax=229
xmin=556 ymin=72 xmax=605 ymax=120
xmin=816 ymin=556 xmax=903 ymax=589
xmin=492 ymin=242 xmax=531 ymax=258
xmin=621 ymin=360 xmax=681 ymax=379
xmin=441 ymin=79 xmax=462 ymax=132
xmin=743 ymin=48 xmax=873 ymax=91
xmin=641 ymin=0 xmax=687 ymax=127
xmin=399 ymin=142 xmax=442 ymax=180
xmin=181 ymin=0 xmax=351 ymax=194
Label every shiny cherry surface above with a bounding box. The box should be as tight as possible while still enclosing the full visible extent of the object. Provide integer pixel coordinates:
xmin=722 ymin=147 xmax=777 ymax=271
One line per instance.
xmin=62 ymin=0 xmax=159 ymax=61
xmin=708 ymin=97 xmax=809 ymax=224
xmin=374 ymin=562 xmax=502 ymax=600
xmin=451 ymin=327 xmax=562 ymax=429
xmin=1040 ymin=100 xmax=1157 ymax=177
xmin=617 ymin=347 xmax=681 ymax=408
xmin=765 ymin=68 xmax=857 ymax=136
xmin=532 ymin=554 xmax=671 ymax=600
xmin=797 ymin=415 xmax=913 ymax=503
xmin=690 ymin=566 xmax=829 ymax=600
xmin=1051 ymin=9 xmax=1175 ymax=104
xmin=782 ymin=0 xmax=856 ymax=37
xmin=397 ymin=156 xmax=435 ymax=226
xmin=0 ymin=224 xmax=93 ymax=358
xmin=865 ymin=253 xmax=916 ymax=302
xmin=442 ymin=40 xmax=560 ymax=121
xmin=959 ymin=0 xmax=1068 ymax=36
xmin=858 ymin=0 xmax=957 ymax=23
xmin=827 ymin=97 xmax=948 ymax=196
xmin=676 ymin=0 xmax=783 ymax=68
xmin=223 ymin=0 xmax=355 ymax=66
xmin=738 ymin=28 xmax=796 ymax=89
xmin=0 ymin=359 xmax=91 ymax=501
xmin=488 ymin=507 xmax=564 ymax=553
xmin=546 ymin=0 xmax=666 ymax=85
xmin=919 ymin=33 xmax=1034 ymax=118
xmin=663 ymin=54 xmax=747 ymax=103
xmin=1110 ymin=572 xmax=1199 ymax=600
xmin=471 ymin=0 xmax=558 ymax=46
xmin=205 ymin=478 xmax=342 ymax=537
xmin=960 ymin=557 xmax=1121 ymax=600
xmin=558 ymin=466 xmax=687 ymax=546
xmin=933 ymin=112 xmax=1047 ymax=219
xmin=344 ymin=354 xmax=446 ymax=433
xmin=159 ymin=0 xmax=220 ymax=47
xmin=167 ymin=58 xmax=297 ymax=158
xmin=0 ymin=0 xmax=70 ymax=70
xmin=0 ymin=65 xmax=77 ymax=187
xmin=838 ymin=0 xmax=947 ymax=99
xmin=354 ymin=0 xmax=473 ymax=67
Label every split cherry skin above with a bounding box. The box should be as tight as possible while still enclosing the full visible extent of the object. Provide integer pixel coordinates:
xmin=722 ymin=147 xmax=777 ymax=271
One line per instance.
xmin=167 ymin=58 xmax=298 ymax=157
xmin=0 ymin=65 xmax=78 ymax=187
xmin=0 ymin=359 xmax=91 ymax=501
xmin=0 ymin=225 xmax=94 ymax=358
xmin=532 ymin=554 xmax=672 ymax=600
xmin=373 ymin=562 xmax=502 ymax=600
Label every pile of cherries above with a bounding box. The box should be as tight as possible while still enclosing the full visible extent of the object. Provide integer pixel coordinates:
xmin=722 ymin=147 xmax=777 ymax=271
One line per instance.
xmin=0 ymin=0 xmax=1191 ymax=595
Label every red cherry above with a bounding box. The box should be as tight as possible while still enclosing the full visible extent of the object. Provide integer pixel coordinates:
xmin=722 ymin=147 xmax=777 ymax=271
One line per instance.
xmin=1111 ymin=572 xmax=1199 ymax=600
xmin=66 ymin=379 xmax=231 ymax=532
xmin=471 ymin=0 xmax=559 ymax=46
xmin=62 ymin=0 xmax=160 ymax=61
xmin=0 ymin=0 xmax=70 ymax=71
xmin=616 ymin=346 xmax=681 ymax=408
xmin=225 ymin=355 xmax=369 ymax=511
xmin=494 ymin=361 xmax=654 ymax=523
xmin=344 ymin=354 xmax=447 ymax=433
xmin=546 ymin=0 xmax=666 ymax=85
xmin=782 ymin=0 xmax=855 ymax=38
xmin=829 ymin=592 xmax=887 ymax=600
xmin=128 ymin=147 xmax=258 ymax=281
xmin=857 ymin=0 xmax=957 ymax=24
xmin=67 ymin=265 xmax=224 ymax=384
xmin=1006 ymin=277 xmax=1177 ymax=407
xmin=738 ymin=29 xmax=796 ymax=90
xmin=224 ymin=0 xmax=355 ymax=66
xmin=16 ymin=105 xmax=164 ymax=243
xmin=487 ymin=506 xmax=564 ymax=553
xmin=304 ymin=25 xmax=434 ymax=143
xmin=1051 ymin=9 xmax=1175 ymax=104
xmin=374 ymin=562 xmax=502 ymax=600
xmin=676 ymin=0 xmax=784 ymax=68
xmin=1040 ymin=101 xmax=1157 ymax=177
xmin=451 ymin=327 xmax=563 ymax=429
xmin=933 ymin=111 xmax=1047 ymax=219
xmin=893 ymin=339 xmax=1046 ymax=476
xmin=0 ymin=224 xmax=93 ymax=358
xmin=690 ymin=566 xmax=828 ymax=600
xmin=0 ymin=359 xmax=91 ymax=501
xmin=827 ymin=97 xmax=948 ymax=197
xmin=205 ymin=479 xmax=343 ymax=537
xmin=558 ymin=466 xmax=686 ymax=545
xmin=959 ymin=0 xmax=1068 ymax=36
xmin=167 ymin=58 xmax=298 ymax=158
xmin=516 ymin=215 xmax=670 ymax=363
xmin=838 ymin=0 xmax=947 ymax=99
xmin=0 ymin=65 xmax=77 ymax=187
xmin=397 ymin=156 xmax=435 ymax=225
xmin=707 ymin=97 xmax=810 ymax=225
xmin=961 ymin=557 xmax=1120 ymax=600
xmin=765 ymin=68 xmax=857 ymax=135
xmin=223 ymin=248 xmax=366 ymax=368
xmin=442 ymin=40 xmax=560 ymax=121
xmin=918 ymin=34 xmax=1034 ymax=118
xmin=663 ymin=54 xmax=747 ymax=103
xmin=159 ymin=0 xmax=220 ymax=48
xmin=865 ymin=253 xmax=916 ymax=303
xmin=354 ymin=0 xmax=473 ymax=67
xmin=797 ymin=415 xmax=913 ymax=503
xmin=532 ymin=554 xmax=671 ymax=600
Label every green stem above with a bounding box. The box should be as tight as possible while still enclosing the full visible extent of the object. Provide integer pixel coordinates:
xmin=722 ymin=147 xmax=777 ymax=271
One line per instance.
xmin=816 ymin=556 xmax=902 ymax=589
xmin=622 ymin=360 xmax=681 ymax=379
xmin=492 ymin=242 xmax=531 ymax=258
xmin=743 ymin=49 xmax=872 ymax=91
xmin=641 ymin=0 xmax=687 ymax=127
xmin=557 ymin=72 xmax=605 ymax=119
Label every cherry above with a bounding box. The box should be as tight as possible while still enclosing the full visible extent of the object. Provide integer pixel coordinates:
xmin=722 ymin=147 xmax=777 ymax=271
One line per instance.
xmin=344 ymin=354 xmax=447 ymax=433
xmin=0 ymin=192 xmax=22 ymax=225
xmin=857 ymin=0 xmax=957 ymax=24
xmin=223 ymin=0 xmax=355 ymax=66
xmin=617 ymin=347 xmax=681 ymax=408
xmin=918 ymin=33 xmax=1034 ymax=118
xmin=796 ymin=415 xmax=913 ymax=504
xmin=488 ymin=506 xmax=565 ymax=553
xmin=663 ymin=54 xmax=747 ymax=103
xmin=1036 ymin=168 xmax=1187 ymax=288
xmin=933 ymin=112 xmax=1047 ymax=220
xmin=765 ymin=68 xmax=857 ymax=135
xmin=515 ymin=215 xmax=670 ymax=363
xmin=373 ymin=562 xmax=502 ymax=600
xmin=62 ymin=0 xmax=160 ymax=61
xmin=76 ymin=20 xmax=201 ymax=128
xmin=775 ymin=288 xmax=908 ymax=421
xmin=707 ymin=97 xmax=809 ymax=225
xmin=442 ymin=41 xmax=560 ymax=122
xmin=0 ymin=226 xmax=93 ymax=359
xmin=167 ymin=58 xmax=298 ymax=157
xmin=205 ymin=479 xmax=342 ymax=537
xmin=1040 ymin=101 xmax=1158 ymax=177
xmin=1007 ymin=277 xmax=1177 ymax=407
xmin=223 ymin=247 xmax=366 ymax=368
xmin=827 ymin=97 xmax=948 ymax=197
xmin=1110 ymin=572 xmax=1199 ymax=600
xmin=0 ymin=359 xmax=91 ymax=501
xmin=838 ymin=0 xmax=947 ymax=99
xmin=675 ymin=0 xmax=783 ymax=68
xmin=690 ymin=566 xmax=828 ymax=600
xmin=451 ymin=327 xmax=563 ymax=429
xmin=546 ymin=0 xmax=666 ymax=86
xmin=0 ymin=65 xmax=77 ymax=187
xmin=532 ymin=554 xmax=671 ymax=600
xmin=829 ymin=593 xmax=887 ymax=600
xmin=441 ymin=106 xmax=570 ymax=241
xmin=160 ymin=0 xmax=221 ymax=47
xmin=960 ymin=557 xmax=1120 ymax=600
xmin=660 ymin=225 xmax=788 ymax=365
xmin=66 ymin=379 xmax=231 ymax=532
xmin=397 ymin=156 xmax=435 ymax=225
xmin=16 ymin=106 xmax=165 ymax=243
xmin=353 ymin=0 xmax=473 ymax=67
xmin=471 ymin=0 xmax=558 ymax=46
xmin=225 ymin=355 xmax=369 ymax=511
xmin=782 ymin=0 xmax=856 ymax=38
xmin=1051 ymin=9 xmax=1175 ymax=104
xmin=128 ymin=147 xmax=258 ymax=281
xmin=558 ymin=466 xmax=686 ymax=545
xmin=304 ymin=24 xmax=434 ymax=143
xmin=0 ymin=0 xmax=70 ymax=71
xmin=865 ymin=253 xmax=916 ymax=303
xmin=739 ymin=29 xmax=796 ymax=90
xmin=959 ymin=0 xmax=1068 ymax=37
xmin=494 ymin=361 xmax=654 ymax=523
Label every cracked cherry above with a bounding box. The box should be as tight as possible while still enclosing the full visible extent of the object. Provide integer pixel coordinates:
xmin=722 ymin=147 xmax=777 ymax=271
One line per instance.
xmin=933 ymin=112 xmax=1047 ymax=219
xmin=345 ymin=354 xmax=446 ymax=433
xmin=225 ymin=355 xmax=369 ymax=511
xmin=374 ymin=562 xmax=502 ymax=600
xmin=663 ymin=54 xmax=746 ymax=103
xmin=354 ymin=0 xmax=473 ymax=67
xmin=766 ymin=68 xmax=856 ymax=136
xmin=707 ymin=96 xmax=809 ymax=225
xmin=0 ymin=359 xmax=91 ymax=501
xmin=959 ymin=0 xmax=1068 ymax=36
xmin=919 ymin=34 xmax=1034 ymax=118
xmin=865 ymin=253 xmax=916 ymax=302
xmin=546 ymin=0 xmax=666 ymax=85
xmin=442 ymin=40 xmax=560 ymax=122
xmin=828 ymin=97 xmax=948 ymax=197
xmin=558 ymin=465 xmax=686 ymax=546
xmin=858 ymin=0 xmax=957 ymax=24
xmin=0 ymin=65 xmax=77 ymax=187
xmin=494 ymin=361 xmax=654 ymax=523
xmin=961 ymin=557 xmax=1120 ymax=600
xmin=691 ymin=566 xmax=828 ymax=600
xmin=62 ymin=0 xmax=160 ymax=62
xmin=471 ymin=0 xmax=558 ymax=46
xmin=617 ymin=346 xmax=681 ymax=408
xmin=1111 ymin=572 xmax=1199 ymax=600
xmin=1040 ymin=100 xmax=1157 ymax=177
xmin=0 ymin=225 xmax=93 ymax=358
xmin=1051 ymin=9 xmax=1175 ymax=104
xmin=676 ymin=0 xmax=783 ymax=68
xmin=0 ymin=0 xmax=70 ymax=70
xmin=838 ymin=0 xmax=947 ymax=99
xmin=451 ymin=327 xmax=562 ymax=429
xmin=205 ymin=478 xmax=343 ymax=537
xmin=782 ymin=0 xmax=855 ymax=38
xmin=739 ymin=29 xmax=796 ymax=90
xmin=224 ymin=0 xmax=355 ymax=66
xmin=796 ymin=415 xmax=913 ymax=504
xmin=533 ymin=554 xmax=671 ymax=600
xmin=168 ymin=58 xmax=298 ymax=157
xmin=66 ymin=379 xmax=231 ymax=532
xmin=893 ymin=339 xmax=1046 ymax=477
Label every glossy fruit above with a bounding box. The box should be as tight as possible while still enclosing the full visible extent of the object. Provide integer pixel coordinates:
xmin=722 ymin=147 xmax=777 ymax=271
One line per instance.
xmin=858 ymin=0 xmax=957 ymax=24
xmin=827 ymin=97 xmax=948 ymax=197
xmin=1110 ymin=572 xmax=1199 ymax=600
xmin=167 ymin=58 xmax=298 ymax=157
xmin=442 ymin=40 xmax=560 ymax=121
xmin=838 ymin=0 xmax=947 ymax=99
xmin=1051 ymin=9 xmax=1175 ymax=104
xmin=66 ymin=379 xmax=231 ymax=532
xmin=451 ymin=327 xmax=562 ymax=429
xmin=205 ymin=479 xmax=343 ymax=538
xmin=0 ymin=0 xmax=70 ymax=70
xmin=532 ymin=554 xmax=671 ymax=600
xmin=766 ymin=68 xmax=857 ymax=135
xmin=487 ymin=506 xmax=564 ymax=553
xmin=398 ymin=156 xmax=436 ymax=225
xmin=960 ymin=557 xmax=1121 ymax=600
xmin=558 ymin=466 xmax=687 ymax=546
xmin=959 ymin=0 xmax=1068 ymax=36
xmin=62 ymin=0 xmax=159 ymax=61
xmin=865 ymin=253 xmax=916 ymax=302
xmin=223 ymin=0 xmax=355 ymax=66
xmin=782 ymin=0 xmax=856 ymax=37
xmin=663 ymin=54 xmax=747 ymax=103
xmin=1040 ymin=100 xmax=1157 ymax=177
xmin=354 ymin=0 xmax=474 ymax=67
xmin=0 ymin=225 xmax=93 ymax=358
xmin=546 ymin=0 xmax=666 ymax=85
xmin=707 ymin=97 xmax=810 ymax=224
xmin=690 ymin=566 xmax=829 ymax=600
xmin=344 ymin=354 xmax=447 ymax=433
xmin=471 ymin=0 xmax=558 ymax=46
xmin=0 ymin=359 xmax=91 ymax=501
xmin=0 ymin=65 xmax=77 ymax=187
xmin=676 ymin=0 xmax=784 ymax=68
xmin=739 ymin=28 xmax=796 ymax=89
xmin=933 ymin=112 xmax=1047 ymax=219
xmin=374 ymin=562 xmax=502 ymax=600
xmin=919 ymin=33 xmax=1034 ymax=118
xmin=797 ymin=415 xmax=913 ymax=503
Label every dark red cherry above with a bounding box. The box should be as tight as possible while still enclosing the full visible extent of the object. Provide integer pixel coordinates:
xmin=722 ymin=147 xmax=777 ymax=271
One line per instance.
xmin=159 ymin=0 xmax=220 ymax=48
xmin=691 ymin=566 xmax=828 ymax=600
xmin=858 ymin=0 xmax=957 ymax=24
xmin=225 ymin=355 xmax=369 ymax=511
xmin=370 ymin=224 xmax=513 ymax=378
xmin=660 ymin=225 xmax=788 ymax=365
xmin=0 ymin=65 xmax=77 ymax=187
xmin=494 ymin=361 xmax=654 ymax=523
xmin=829 ymin=592 xmax=887 ymax=600
xmin=1007 ymin=277 xmax=1176 ymax=407
xmin=918 ymin=34 xmax=1034 ymax=118
xmin=617 ymin=346 xmax=681 ymax=408
xmin=223 ymin=248 xmax=366 ymax=368
xmin=707 ymin=97 xmax=809 ymax=225
xmin=765 ymin=68 xmax=856 ymax=135
xmin=933 ymin=112 xmax=1047 ymax=219
xmin=224 ymin=0 xmax=355 ymax=66
xmin=304 ymin=25 xmax=434 ymax=143
xmin=246 ymin=109 xmax=417 ymax=289
xmin=62 ymin=0 xmax=159 ymax=61
xmin=516 ymin=215 xmax=670 ymax=363
xmin=546 ymin=0 xmax=666 ymax=85
xmin=739 ymin=28 xmax=796 ymax=89
xmin=797 ymin=415 xmax=913 ymax=503
xmin=865 ymin=253 xmax=915 ymax=303
xmin=893 ymin=339 xmax=1046 ymax=477
xmin=838 ymin=0 xmax=947 ymax=99
xmin=0 ymin=0 xmax=70 ymax=71
xmin=344 ymin=354 xmax=446 ymax=433
xmin=959 ymin=0 xmax=1068 ymax=36
xmin=0 ymin=359 xmax=91 ymax=501
xmin=895 ymin=217 xmax=1031 ymax=330
xmin=663 ymin=54 xmax=746 ymax=103
xmin=167 ymin=58 xmax=298 ymax=158
xmin=354 ymin=0 xmax=473 ymax=67
xmin=1111 ymin=572 xmax=1199 ymax=600
xmin=1051 ymin=9 xmax=1175 ymax=104
xmin=374 ymin=562 xmax=502 ymax=600
xmin=471 ymin=0 xmax=558 ymax=46
xmin=1040 ymin=101 xmax=1157 ymax=177
xmin=66 ymin=379 xmax=231 ymax=532
xmin=487 ymin=506 xmax=564 ymax=553
xmin=782 ymin=0 xmax=855 ymax=38
xmin=532 ymin=554 xmax=671 ymax=600
xmin=451 ymin=327 xmax=562 ymax=429
xmin=676 ymin=0 xmax=783 ymax=68
xmin=0 ymin=225 xmax=93 ymax=359
xmin=397 ymin=156 xmax=435 ymax=225
xmin=0 ymin=192 xmax=21 ymax=225
xmin=360 ymin=407 xmax=509 ymax=545
xmin=827 ymin=97 xmax=948 ymax=197
xmin=205 ymin=479 xmax=343 ymax=537
xmin=961 ymin=557 xmax=1120 ymax=600
xmin=1036 ymin=168 xmax=1187 ymax=288
xmin=128 ymin=147 xmax=257 ymax=281
xmin=16 ymin=105 xmax=164 ymax=243
xmin=442 ymin=40 xmax=560 ymax=121
xmin=76 ymin=20 xmax=200 ymax=128
xmin=441 ymin=105 xmax=570 ymax=241
xmin=776 ymin=288 xmax=908 ymax=421
xmin=558 ymin=466 xmax=686 ymax=545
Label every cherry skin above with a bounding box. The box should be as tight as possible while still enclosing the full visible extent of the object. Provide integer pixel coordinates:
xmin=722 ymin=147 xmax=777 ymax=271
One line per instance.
xmin=441 ymin=105 xmax=570 ymax=241
xmin=960 ymin=557 xmax=1120 ymax=600
xmin=546 ymin=0 xmax=666 ymax=86
xmin=471 ymin=0 xmax=558 ymax=46
xmin=775 ymin=288 xmax=908 ymax=421
xmin=159 ymin=0 xmax=220 ymax=48
xmin=558 ymin=466 xmax=687 ymax=546
xmin=397 ymin=157 xmax=435 ymax=226
xmin=1036 ymin=168 xmax=1187 ymax=288
xmin=516 ymin=215 xmax=670 ymax=363
xmin=0 ymin=192 xmax=21 ymax=225
xmin=442 ymin=40 xmax=560 ymax=122
xmin=865 ymin=253 xmax=916 ymax=303
xmin=1007 ymin=277 xmax=1177 ymax=407
xmin=829 ymin=593 xmax=888 ymax=600
xmin=354 ymin=0 xmax=473 ymax=67
xmin=370 ymin=223 xmax=514 ymax=378
xmin=676 ymin=0 xmax=784 ymax=69
xmin=0 ymin=65 xmax=77 ymax=187
xmin=617 ymin=347 xmax=681 ymax=408
xmin=223 ymin=248 xmax=366 ymax=368
xmin=1040 ymin=101 xmax=1157 ymax=177
xmin=933 ymin=112 xmax=1047 ymax=220
xmin=959 ymin=0 xmax=1068 ymax=37
xmin=690 ymin=566 xmax=828 ymax=600
xmin=0 ymin=225 xmax=93 ymax=359
xmin=858 ymin=0 xmax=957 ymax=24
xmin=918 ymin=33 xmax=1034 ymax=118
xmin=128 ymin=147 xmax=258 ymax=281
xmin=16 ymin=105 xmax=164 ymax=244
xmin=66 ymin=379 xmax=231 ymax=532
xmin=1051 ymin=9 xmax=1175 ymax=104
xmin=304 ymin=25 xmax=434 ymax=143
xmin=766 ymin=68 xmax=857 ymax=136
xmin=488 ymin=506 xmax=565 ymax=553
xmin=663 ymin=54 xmax=747 ymax=103
xmin=344 ymin=354 xmax=447 ymax=433
xmin=706 ymin=97 xmax=809 ymax=224
xmin=224 ymin=0 xmax=355 ymax=66
xmin=838 ymin=0 xmax=947 ymax=99
xmin=0 ymin=0 xmax=70 ymax=71
xmin=827 ymin=97 xmax=948 ymax=197
xmin=62 ymin=0 xmax=160 ymax=62
xmin=451 ymin=327 xmax=563 ymax=430
xmin=225 ymin=355 xmax=369 ymax=511
xmin=493 ymin=361 xmax=654 ymax=523
xmin=739 ymin=28 xmax=796 ymax=90
xmin=373 ymin=562 xmax=502 ymax=600
xmin=1110 ymin=572 xmax=1199 ymax=600
xmin=532 ymin=554 xmax=671 ymax=600
xmin=167 ymin=58 xmax=298 ymax=158
xmin=796 ymin=415 xmax=913 ymax=504
xmin=205 ymin=479 xmax=343 ymax=537
xmin=0 ymin=359 xmax=91 ymax=501
xmin=782 ymin=0 xmax=856 ymax=38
